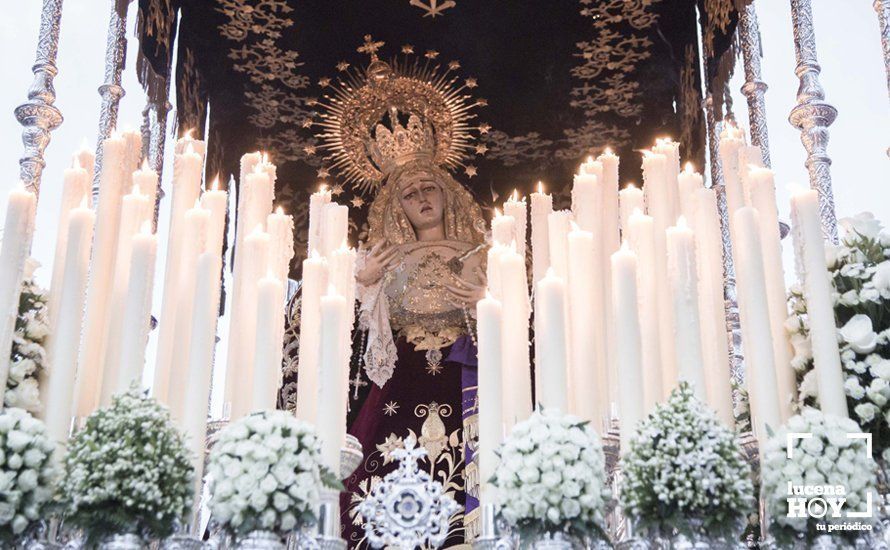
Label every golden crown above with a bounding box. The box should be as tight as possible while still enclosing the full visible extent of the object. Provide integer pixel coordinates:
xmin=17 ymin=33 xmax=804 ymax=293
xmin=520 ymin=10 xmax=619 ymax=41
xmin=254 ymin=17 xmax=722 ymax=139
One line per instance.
xmin=315 ymin=36 xmax=482 ymax=193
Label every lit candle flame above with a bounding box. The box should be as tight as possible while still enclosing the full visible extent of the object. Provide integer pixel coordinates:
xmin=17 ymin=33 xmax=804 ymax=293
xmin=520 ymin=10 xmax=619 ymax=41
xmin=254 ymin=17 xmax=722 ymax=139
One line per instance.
xmin=185 ymin=143 xmax=196 ymax=155
xmin=676 ymin=215 xmax=689 ymax=229
xmin=620 ymin=239 xmax=631 ymax=252
xmin=537 ymin=181 xmax=544 ymax=194
xmin=141 ymin=158 xmax=151 ymax=171
xmin=318 ymin=183 xmax=328 ymax=193
xmin=624 ymin=182 xmax=636 ymax=190
xmin=183 ymin=128 xmax=195 ymax=140
xmin=276 ymin=205 xmax=284 ymax=215
xmin=604 ymin=147 xmax=613 ymax=156
xmin=511 ymin=189 xmax=519 ymax=201
xmin=211 ymin=177 xmax=220 ymax=191
xmin=684 ymin=162 xmax=694 ymax=174
xmin=493 ymin=207 xmax=502 ymax=218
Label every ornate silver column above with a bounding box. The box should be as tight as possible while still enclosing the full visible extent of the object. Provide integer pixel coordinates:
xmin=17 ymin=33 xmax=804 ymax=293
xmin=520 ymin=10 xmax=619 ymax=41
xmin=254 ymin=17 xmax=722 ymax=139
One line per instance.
xmin=788 ymin=0 xmax=839 ymax=243
xmin=738 ymin=3 xmax=771 ymax=168
xmin=142 ymin=88 xmax=172 ymax=228
xmin=91 ymin=0 xmax=131 ymax=202
xmin=14 ymin=0 xmax=65 ymax=199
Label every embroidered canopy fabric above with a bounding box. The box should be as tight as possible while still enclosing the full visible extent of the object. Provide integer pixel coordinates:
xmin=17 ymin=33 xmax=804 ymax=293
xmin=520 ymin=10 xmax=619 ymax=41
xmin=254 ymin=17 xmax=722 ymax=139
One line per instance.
xmin=136 ymin=0 xmax=746 ymax=274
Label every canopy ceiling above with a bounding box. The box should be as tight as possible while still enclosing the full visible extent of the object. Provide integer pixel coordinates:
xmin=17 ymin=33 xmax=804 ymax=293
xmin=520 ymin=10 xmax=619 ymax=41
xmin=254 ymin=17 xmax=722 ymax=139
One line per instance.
xmin=136 ymin=0 xmax=745 ymax=269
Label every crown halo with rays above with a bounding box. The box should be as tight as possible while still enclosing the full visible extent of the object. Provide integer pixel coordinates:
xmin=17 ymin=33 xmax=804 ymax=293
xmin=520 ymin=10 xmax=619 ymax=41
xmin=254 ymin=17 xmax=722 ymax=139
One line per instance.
xmin=314 ymin=35 xmax=484 ymax=194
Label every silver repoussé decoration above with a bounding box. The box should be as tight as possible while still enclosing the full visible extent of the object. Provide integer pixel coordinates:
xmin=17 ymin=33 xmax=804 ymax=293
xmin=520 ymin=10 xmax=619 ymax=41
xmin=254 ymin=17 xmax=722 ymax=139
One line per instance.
xmin=14 ymin=0 xmax=65 ymax=199
xmin=738 ymin=2 xmax=771 ymax=168
xmin=236 ymin=530 xmax=286 ymax=549
xmin=98 ymin=533 xmax=145 ymax=550
xmin=788 ymin=0 xmax=839 ymax=243
xmin=358 ymin=436 xmax=459 ymax=549
xmin=92 ymin=0 xmax=131 ymax=202
xmin=341 ymin=433 xmax=363 ymax=480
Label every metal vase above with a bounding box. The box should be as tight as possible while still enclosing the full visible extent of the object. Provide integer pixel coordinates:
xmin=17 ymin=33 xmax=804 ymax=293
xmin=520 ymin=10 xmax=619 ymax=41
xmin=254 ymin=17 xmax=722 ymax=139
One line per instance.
xmin=236 ymin=530 xmax=287 ymax=550
xmin=529 ymin=531 xmax=576 ymax=550
xmin=99 ymin=533 xmax=146 ymax=550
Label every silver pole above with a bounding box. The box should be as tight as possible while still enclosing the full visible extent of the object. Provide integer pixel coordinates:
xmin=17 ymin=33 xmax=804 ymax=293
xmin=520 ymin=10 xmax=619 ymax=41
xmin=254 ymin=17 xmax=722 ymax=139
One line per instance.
xmin=788 ymin=0 xmax=839 ymax=243
xmin=874 ymin=0 xmax=890 ymax=157
xmin=738 ymin=3 xmax=772 ymax=168
xmin=91 ymin=0 xmax=131 ymax=202
xmin=14 ymin=0 xmax=65 ymax=200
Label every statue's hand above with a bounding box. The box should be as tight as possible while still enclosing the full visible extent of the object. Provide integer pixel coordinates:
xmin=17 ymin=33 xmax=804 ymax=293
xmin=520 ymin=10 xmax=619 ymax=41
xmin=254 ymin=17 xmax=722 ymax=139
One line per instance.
xmin=444 ymin=267 xmax=487 ymax=309
xmin=356 ymin=241 xmax=401 ymax=286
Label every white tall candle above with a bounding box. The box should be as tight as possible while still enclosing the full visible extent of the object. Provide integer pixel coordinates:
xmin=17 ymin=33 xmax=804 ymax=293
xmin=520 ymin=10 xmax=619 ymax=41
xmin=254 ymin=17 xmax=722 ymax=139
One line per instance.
xmin=625 ymin=210 xmax=663 ymax=414
xmin=653 ymin=138 xmax=681 ymax=220
xmin=328 ymin=244 xmax=356 ymax=420
xmin=499 ymin=245 xmax=532 ymax=428
xmin=572 ymin=157 xmax=602 ymax=233
xmin=175 ymin=131 xmax=207 ymax=158
xmin=229 ymin=226 xmax=271 ymax=420
xmin=100 ymin=186 xmax=152 ymax=405
xmin=598 ymin=149 xmax=620 ymax=253
xmin=689 ymin=189 xmax=734 ymax=425
xmin=641 ymin=152 xmax=676 ymax=396
xmin=182 ymin=250 xmax=223 ymax=506
xmin=42 ymin=205 xmax=93 ymax=453
xmin=75 ymin=144 xmax=96 ymax=186
xmin=308 ymin=185 xmax=332 ymax=255
xmin=491 ymin=211 xmax=516 ymax=248
xmin=790 ymin=189 xmax=848 ymax=418
xmin=530 ymin=183 xmax=552 ymax=284
xmin=503 ymin=192 xmax=528 ymax=257
xmin=201 ymin=179 xmax=228 ymax=256
xmin=476 ymin=293 xmax=503 ymax=505
xmin=547 ymin=210 xmax=572 ymax=280
xmin=486 ymin=243 xmax=506 ymax=301
xmin=121 ymin=128 xmax=143 ymax=174
xmin=114 ymin=226 xmax=158 ymax=396
xmin=48 ymin=161 xmax=90 ymax=330
xmin=718 ymin=122 xmax=746 ymax=218
xmin=598 ymin=150 xmax=620 ymax=419
xmin=267 ymin=207 xmax=296 ymax=283
xmin=75 ymin=134 xmax=127 ymax=416
xmin=162 ymin=203 xmax=210 ymax=419
xmin=252 ymin=273 xmax=286 ymax=411
xmin=295 ymin=253 xmax=329 ymax=424
xmin=225 ymin=158 xmax=274 ymax=410
xmin=321 ymin=203 xmax=348 ymax=257
xmin=733 ymin=207 xmax=784 ymax=443
xmin=748 ymin=167 xmax=795 ymax=420
xmin=132 ymin=160 xmax=159 ymax=217
xmin=666 ymin=217 xmax=707 ymax=400
xmin=567 ymin=224 xmax=607 ymax=424
xmin=535 ymin=269 xmax=569 ymax=411
xmin=737 ymin=145 xmax=763 ymax=205
xmin=677 ymin=163 xmax=704 ymax=222
xmin=154 ymin=144 xmax=204 ymax=404
xmin=318 ymin=287 xmax=348 ymax=473
xmin=618 ymin=184 xmax=644 ymax=235
xmin=611 ymin=243 xmax=644 ymax=449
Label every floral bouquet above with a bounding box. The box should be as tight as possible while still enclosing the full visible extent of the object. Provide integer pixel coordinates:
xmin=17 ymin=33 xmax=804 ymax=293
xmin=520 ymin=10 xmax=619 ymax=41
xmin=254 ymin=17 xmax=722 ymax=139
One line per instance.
xmin=6 ymin=260 xmax=48 ymax=412
xmin=0 ymin=408 xmax=56 ymax=544
xmin=620 ymin=382 xmax=754 ymax=541
xmin=206 ymin=410 xmax=340 ymax=540
xmin=761 ymin=407 xmax=878 ymax=546
xmin=59 ymin=390 xmax=193 ymax=544
xmin=786 ymin=212 xmax=890 ymax=458
xmin=491 ymin=408 xmax=609 ymax=544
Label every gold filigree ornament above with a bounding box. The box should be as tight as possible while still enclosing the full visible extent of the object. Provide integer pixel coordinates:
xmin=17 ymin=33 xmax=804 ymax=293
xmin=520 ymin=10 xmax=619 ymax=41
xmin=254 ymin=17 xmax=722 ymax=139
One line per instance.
xmin=315 ymin=35 xmax=484 ymax=194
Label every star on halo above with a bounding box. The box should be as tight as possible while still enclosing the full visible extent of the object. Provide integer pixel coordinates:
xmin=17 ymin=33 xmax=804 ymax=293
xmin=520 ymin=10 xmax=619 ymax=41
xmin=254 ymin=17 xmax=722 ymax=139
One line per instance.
xmin=475 ymin=144 xmax=488 ymax=155
xmin=350 ymin=196 xmax=365 ymax=208
xmin=401 ymin=44 xmax=415 ymax=54
xmin=426 ymin=362 xmax=443 ymax=375
xmin=318 ymin=77 xmax=332 ymax=87
xmin=383 ymin=401 xmax=400 ymax=416
xmin=465 ymin=165 xmax=478 ymax=178
xmin=448 ymin=60 xmax=461 ymax=70
xmin=331 ymin=184 xmax=345 ymax=196
xmin=303 ymin=145 xmax=317 ymax=156
xmin=317 ymin=167 xmax=330 ymax=179
xmin=465 ymin=77 xmax=478 ymax=89
xmin=479 ymin=123 xmax=491 ymax=134
xmin=336 ymin=61 xmax=350 ymax=72
xmin=424 ymin=50 xmax=440 ymax=59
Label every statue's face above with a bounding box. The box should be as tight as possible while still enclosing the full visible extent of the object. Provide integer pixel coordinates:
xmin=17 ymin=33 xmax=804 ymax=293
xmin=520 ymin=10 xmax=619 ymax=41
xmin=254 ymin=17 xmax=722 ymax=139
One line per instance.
xmin=397 ymin=171 xmax=445 ymax=232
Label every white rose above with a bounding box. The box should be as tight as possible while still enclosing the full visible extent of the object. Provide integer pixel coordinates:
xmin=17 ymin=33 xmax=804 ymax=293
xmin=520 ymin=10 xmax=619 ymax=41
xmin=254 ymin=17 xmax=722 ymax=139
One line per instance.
xmin=855 ymin=403 xmax=879 ymax=423
xmin=873 ymin=261 xmax=890 ymax=293
xmin=841 ymin=212 xmax=883 ymax=242
xmin=845 ymin=378 xmax=865 ymax=400
xmin=839 ymin=315 xmax=878 ymax=354
xmin=541 ymin=471 xmax=561 ymax=488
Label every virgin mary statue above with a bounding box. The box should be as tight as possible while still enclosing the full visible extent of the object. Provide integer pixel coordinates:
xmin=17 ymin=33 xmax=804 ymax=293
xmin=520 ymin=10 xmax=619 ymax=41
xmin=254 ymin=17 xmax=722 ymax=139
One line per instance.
xmin=314 ymin=42 xmax=489 ymax=547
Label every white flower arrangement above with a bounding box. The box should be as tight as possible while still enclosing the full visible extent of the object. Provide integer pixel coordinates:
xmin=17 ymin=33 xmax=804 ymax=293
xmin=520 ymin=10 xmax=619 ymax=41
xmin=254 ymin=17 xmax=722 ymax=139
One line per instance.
xmin=786 ymin=212 xmax=890 ymax=458
xmin=491 ymin=408 xmax=609 ymax=542
xmin=761 ymin=407 xmax=879 ymax=545
xmin=0 ymin=408 xmax=56 ymax=544
xmin=620 ymin=382 xmax=754 ymax=540
xmin=6 ymin=260 xmax=48 ymax=413
xmin=60 ymin=390 xmax=193 ymax=543
xmin=207 ymin=410 xmax=339 ymax=538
